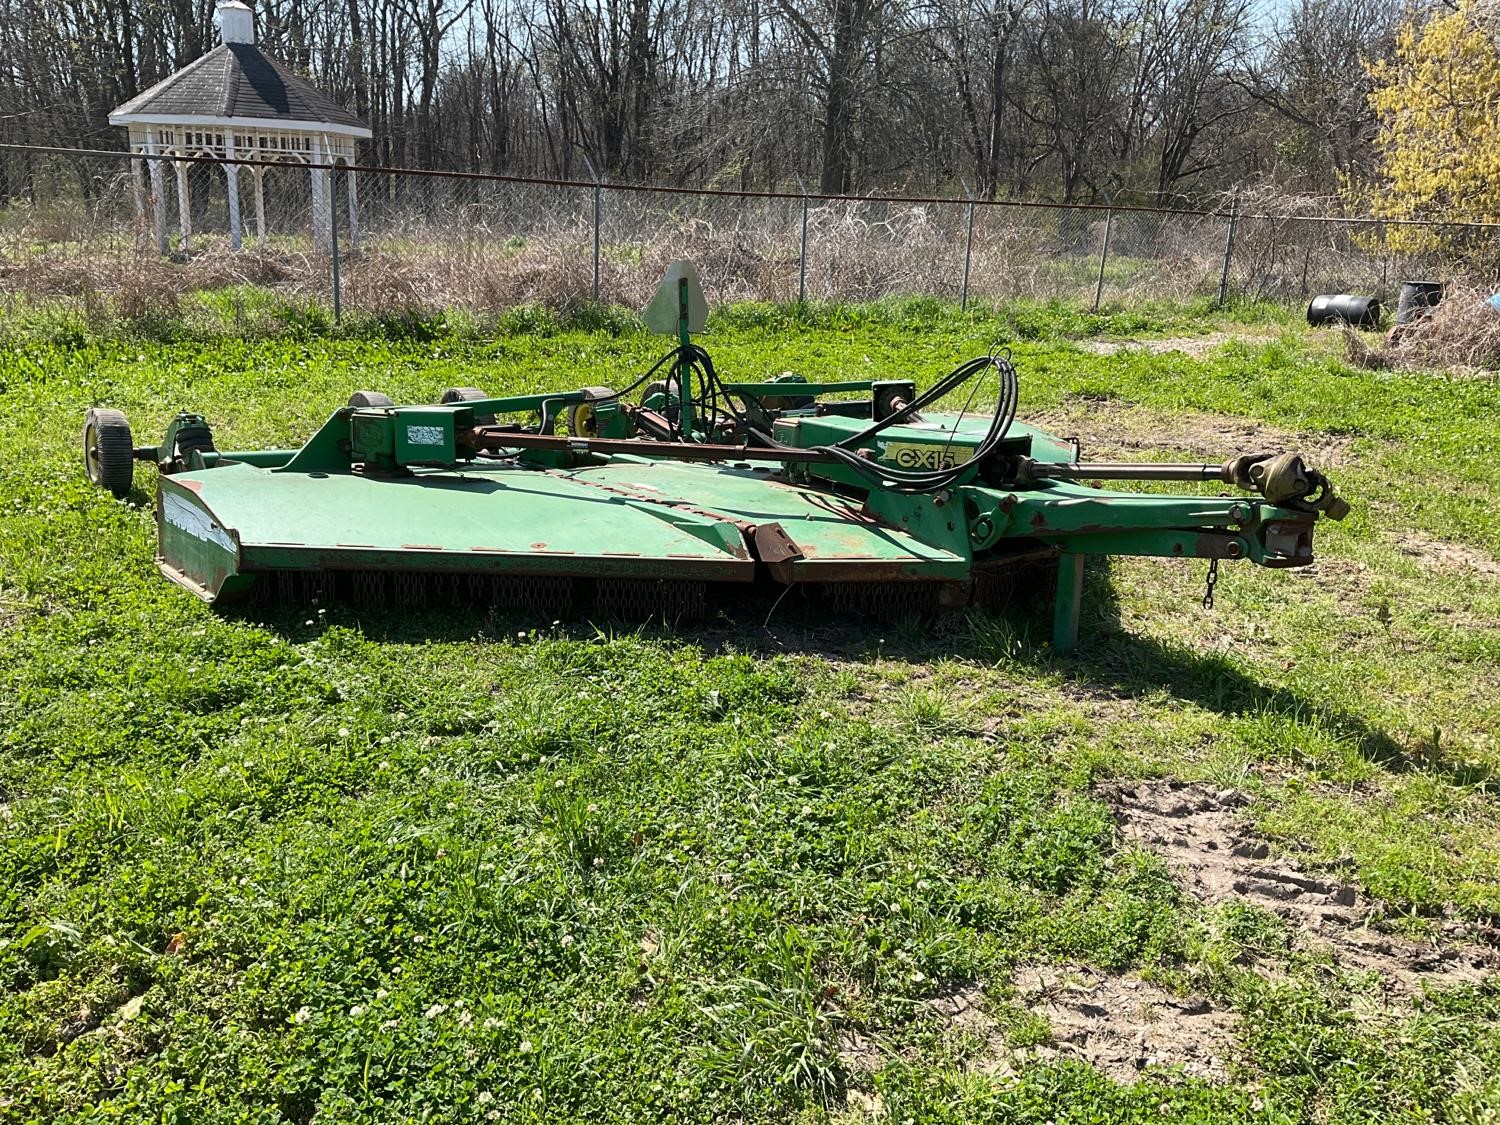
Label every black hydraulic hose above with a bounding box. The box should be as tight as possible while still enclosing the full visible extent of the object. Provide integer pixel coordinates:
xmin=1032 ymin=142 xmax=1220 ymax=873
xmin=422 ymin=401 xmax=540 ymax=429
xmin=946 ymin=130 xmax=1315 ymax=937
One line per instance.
xmin=746 ymin=351 xmax=1019 ymax=494
xmin=825 ymin=354 xmax=998 ymax=449
xmin=825 ymin=356 xmax=1018 ymax=492
xmin=602 ymin=344 xmax=1019 ymax=494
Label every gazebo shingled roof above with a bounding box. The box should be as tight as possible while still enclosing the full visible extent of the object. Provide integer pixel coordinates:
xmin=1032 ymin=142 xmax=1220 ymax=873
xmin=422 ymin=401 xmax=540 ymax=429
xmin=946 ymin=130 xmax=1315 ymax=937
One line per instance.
xmin=111 ymin=43 xmax=369 ymax=135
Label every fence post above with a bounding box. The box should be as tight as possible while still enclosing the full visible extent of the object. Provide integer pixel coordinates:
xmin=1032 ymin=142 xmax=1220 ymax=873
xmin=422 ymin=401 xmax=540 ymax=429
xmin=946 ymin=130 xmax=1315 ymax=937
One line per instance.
xmin=960 ymin=179 xmax=976 ymax=310
xmin=1092 ymin=193 xmax=1116 ymax=312
xmin=584 ymin=155 xmax=601 ymax=304
xmin=329 ymin=162 xmax=342 ymax=325
xmin=796 ymin=174 xmax=810 ymax=305
xmin=1217 ymin=188 xmax=1240 ymax=307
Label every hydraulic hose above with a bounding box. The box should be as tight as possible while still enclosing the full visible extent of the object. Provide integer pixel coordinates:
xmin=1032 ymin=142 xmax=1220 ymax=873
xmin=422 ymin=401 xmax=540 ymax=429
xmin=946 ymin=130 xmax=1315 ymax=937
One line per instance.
xmin=750 ymin=351 xmax=1019 ymax=494
xmin=612 ymin=344 xmax=1019 ymax=494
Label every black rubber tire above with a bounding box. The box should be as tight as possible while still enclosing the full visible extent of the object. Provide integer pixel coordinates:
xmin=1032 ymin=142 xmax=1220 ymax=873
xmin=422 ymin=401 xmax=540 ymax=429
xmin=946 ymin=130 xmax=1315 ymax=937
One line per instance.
xmin=440 ymin=386 xmax=492 ymax=423
xmin=439 ymin=386 xmax=488 ymax=404
xmin=83 ymin=407 xmax=134 ymax=498
xmin=566 ymin=402 xmax=597 ymax=436
xmin=174 ymin=431 xmax=217 ymax=470
xmin=348 ymin=390 xmax=393 ymax=407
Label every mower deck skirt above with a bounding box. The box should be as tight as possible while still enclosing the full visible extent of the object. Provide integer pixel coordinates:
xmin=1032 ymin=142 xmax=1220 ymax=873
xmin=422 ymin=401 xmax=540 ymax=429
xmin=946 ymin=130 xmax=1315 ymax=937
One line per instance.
xmin=156 ymin=459 xmax=969 ymax=602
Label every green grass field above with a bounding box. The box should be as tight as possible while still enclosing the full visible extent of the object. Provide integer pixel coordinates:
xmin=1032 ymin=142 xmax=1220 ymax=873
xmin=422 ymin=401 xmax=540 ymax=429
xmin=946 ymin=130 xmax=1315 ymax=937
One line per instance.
xmin=1 ymin=297 xmax=1498 ymax=1122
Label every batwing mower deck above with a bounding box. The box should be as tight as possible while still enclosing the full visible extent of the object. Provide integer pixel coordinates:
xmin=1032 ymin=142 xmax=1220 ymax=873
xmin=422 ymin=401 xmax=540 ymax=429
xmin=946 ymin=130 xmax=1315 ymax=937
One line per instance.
xmin=82 ymin=262 xmax=1349 ymax=650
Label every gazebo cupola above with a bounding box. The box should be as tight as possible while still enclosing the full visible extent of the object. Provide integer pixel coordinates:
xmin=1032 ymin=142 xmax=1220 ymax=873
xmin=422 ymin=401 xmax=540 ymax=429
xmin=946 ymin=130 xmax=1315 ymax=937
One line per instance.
xmin=109 ymin=0 xmax=372 ymax=253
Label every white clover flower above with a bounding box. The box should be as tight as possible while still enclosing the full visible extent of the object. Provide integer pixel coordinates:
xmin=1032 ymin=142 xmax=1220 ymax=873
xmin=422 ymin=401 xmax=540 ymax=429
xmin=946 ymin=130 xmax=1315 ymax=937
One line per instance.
xmin=477 ymin=1092 xmax=494 ymax=1106
xmin=292 ymin=1006 xmax=311 ymax=1024
xmin=518 ymin=1039 xmax=535 ymax=1054
xmin=425 ymin=1003 xmax=447 ymax=1019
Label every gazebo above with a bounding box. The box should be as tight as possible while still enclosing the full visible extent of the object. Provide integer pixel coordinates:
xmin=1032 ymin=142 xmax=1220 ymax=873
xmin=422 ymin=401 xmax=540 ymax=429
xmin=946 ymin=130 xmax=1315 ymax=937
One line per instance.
xmin=109 ymin=0 xmax=372 ymax=254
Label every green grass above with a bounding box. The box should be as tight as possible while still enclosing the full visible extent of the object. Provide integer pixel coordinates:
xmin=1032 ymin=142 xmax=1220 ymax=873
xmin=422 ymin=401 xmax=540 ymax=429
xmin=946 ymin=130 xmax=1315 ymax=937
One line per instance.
xmin=1 ymin=298 xmax=1498 ymax=1122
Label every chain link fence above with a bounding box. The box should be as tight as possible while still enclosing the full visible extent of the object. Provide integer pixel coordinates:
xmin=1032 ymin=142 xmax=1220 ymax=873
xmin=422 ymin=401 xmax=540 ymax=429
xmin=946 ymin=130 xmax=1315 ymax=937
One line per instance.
xmin=1 ymin=144 xmax=1496 ymax=329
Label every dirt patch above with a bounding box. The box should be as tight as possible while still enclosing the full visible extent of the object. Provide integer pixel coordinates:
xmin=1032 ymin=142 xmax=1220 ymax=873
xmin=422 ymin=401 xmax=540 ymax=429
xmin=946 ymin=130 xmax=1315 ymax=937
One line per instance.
xmin=1288 ymin=556 xmax=1381 ymax=607
xmin=837 ymin=1035 xmax=883 ymax=1091
xmin=1393 ymin=530 xmax=1500 ymax=579
xmin=917 ymin=975 xmax=1236 ymax=1084
xmin=1011 ymin=964 xmax=1237 ymax=1083
xmin=928 ymin=982 xmax=996 ymax=1045
xmin=1288 ymin=555 xmax=1497 ymax=633
xmin=1108 ymin=779 xmax=1500 ymax=995
xmin=1080 ymin=333 xmax=1279 ymax=358
xmin=1024 ymin=397 xmax=1359 ymax=468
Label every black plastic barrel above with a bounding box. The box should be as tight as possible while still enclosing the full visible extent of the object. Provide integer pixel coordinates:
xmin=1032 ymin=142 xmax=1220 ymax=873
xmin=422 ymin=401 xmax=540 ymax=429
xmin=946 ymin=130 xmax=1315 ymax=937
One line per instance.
xmin=1307 ymin=294 xmax=1382 ymax=328
xmin=1395 ymin=280 xmax=1443 ymax=325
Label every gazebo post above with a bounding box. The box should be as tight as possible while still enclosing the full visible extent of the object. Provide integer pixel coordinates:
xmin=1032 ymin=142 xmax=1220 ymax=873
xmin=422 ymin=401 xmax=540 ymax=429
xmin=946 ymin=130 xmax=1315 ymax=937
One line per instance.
xmin=346 ymin=162 xmax=359 ymax=252
xmin=225 ymin=133 xmax=242 ymax=250
xmin=254 ymin=166 xmax=268 ymax=244
xmin=145 ymin=128 xmax=169 ymax=256
xmin=130 ymin=150 xmax=146 ymax=240
xmin=174 ymin=158 xmax=192 ymax=253
xmin=252 ymin=136 xmax=267 ymax=245
xmin=310 ymin=135 xmax=331 ymax=252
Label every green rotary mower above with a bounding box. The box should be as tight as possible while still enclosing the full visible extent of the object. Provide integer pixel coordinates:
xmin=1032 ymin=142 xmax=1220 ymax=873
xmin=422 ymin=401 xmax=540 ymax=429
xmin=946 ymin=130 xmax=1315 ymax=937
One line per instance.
xmin=82 ymin=263 xmax=1348 ymax=651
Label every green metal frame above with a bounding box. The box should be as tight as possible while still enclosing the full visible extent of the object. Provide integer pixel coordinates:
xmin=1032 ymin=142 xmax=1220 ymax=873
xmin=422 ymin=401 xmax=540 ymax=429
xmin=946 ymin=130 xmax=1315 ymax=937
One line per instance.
xmin=720 ymin=380 xmax=874 ymax=396
xmin=123 ymin=348 xmax=1339 ymax=653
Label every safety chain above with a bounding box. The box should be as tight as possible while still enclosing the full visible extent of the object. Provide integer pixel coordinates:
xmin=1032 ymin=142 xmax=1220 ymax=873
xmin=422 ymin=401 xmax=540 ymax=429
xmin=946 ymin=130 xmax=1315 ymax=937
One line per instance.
xmin=1202 ymin=557 xmax=1219 ymax=610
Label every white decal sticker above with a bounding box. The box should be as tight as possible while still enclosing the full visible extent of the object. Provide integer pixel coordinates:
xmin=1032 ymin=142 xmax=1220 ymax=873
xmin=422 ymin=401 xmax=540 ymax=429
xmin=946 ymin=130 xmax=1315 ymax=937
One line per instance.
xmin=163 ymin=493 xmax=235 ymax=552
xmin=406 ymin=425 xmax=445 ymax=446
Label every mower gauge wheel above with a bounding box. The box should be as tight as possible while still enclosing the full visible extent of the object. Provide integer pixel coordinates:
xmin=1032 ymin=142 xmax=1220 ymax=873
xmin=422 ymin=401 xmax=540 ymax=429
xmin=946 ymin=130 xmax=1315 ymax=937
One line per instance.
xmin=440 ymin=386 xmax=488 ymax=403
xmin=567 ymin=386 xmax=618 ymax=437
xmin=441 ymin=386 xmax=493 ymax=424
xmin=567 ymin=402 xmax=598 ymax=436
xmin=348 ymin=390 xmax=393 ymax=408
xmin=83 ymin=407 xmax=134 ymax=498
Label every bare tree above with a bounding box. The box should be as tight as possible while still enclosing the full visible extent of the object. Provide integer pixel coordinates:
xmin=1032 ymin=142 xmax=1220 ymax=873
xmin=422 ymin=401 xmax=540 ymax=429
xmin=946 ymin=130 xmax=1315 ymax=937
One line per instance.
xmin=1240 ymin=0 xmax=1394 ymax=192
xmin=0 ymin=0 xmax=1402 ymax=207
